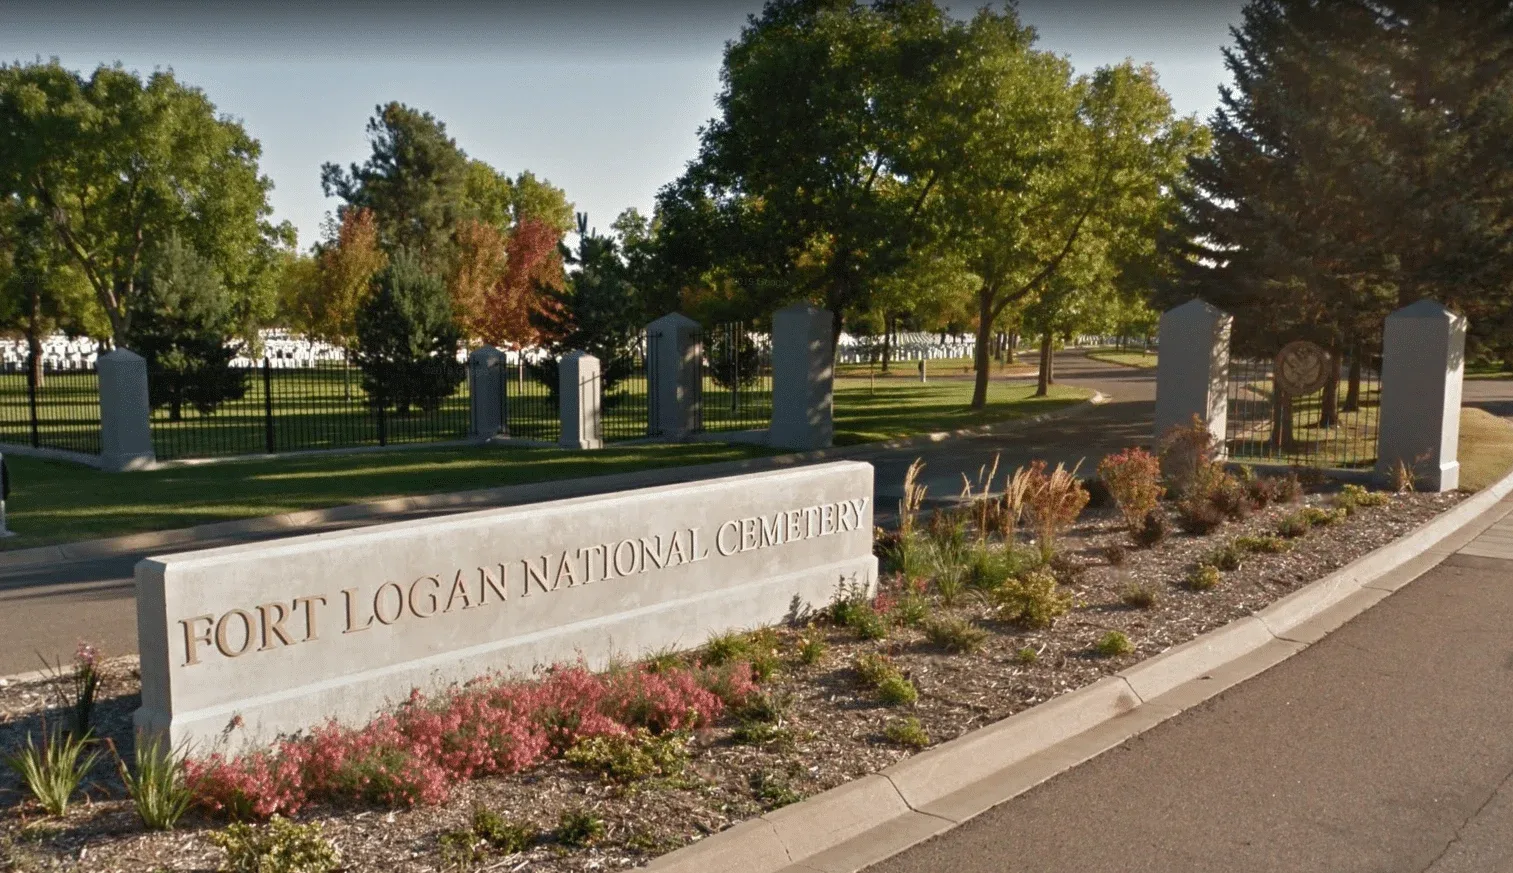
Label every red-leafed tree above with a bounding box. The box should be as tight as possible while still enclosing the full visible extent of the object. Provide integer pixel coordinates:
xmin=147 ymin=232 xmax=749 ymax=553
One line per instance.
xmin=478 ymin=216 xmax=564 ymax=348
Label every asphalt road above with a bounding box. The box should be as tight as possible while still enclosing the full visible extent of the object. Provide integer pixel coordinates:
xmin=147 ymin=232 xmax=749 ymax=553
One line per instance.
xmin=867 ymin=528 xmax=1513 ymax=873
xmin=0 ymin=352 xmax=1156 ymax=676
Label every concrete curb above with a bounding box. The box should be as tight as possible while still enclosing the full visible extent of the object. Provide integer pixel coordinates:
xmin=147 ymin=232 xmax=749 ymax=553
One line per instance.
xmin=643 ymin=466 xmax=1513 ymax=873
xmin=0 ymin=393 xmax=1106 ymax=573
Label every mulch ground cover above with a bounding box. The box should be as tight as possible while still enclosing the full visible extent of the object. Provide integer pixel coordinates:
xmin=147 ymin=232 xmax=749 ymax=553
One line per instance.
xmin=0 ymin=481 xmax=1462 ymax=873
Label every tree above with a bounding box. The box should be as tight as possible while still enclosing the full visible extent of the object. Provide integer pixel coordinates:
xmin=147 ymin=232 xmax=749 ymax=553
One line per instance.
xmin=448 ymin=218 xmax=508 ymax=341
xmin=282 ymin=207 xmax=389 ymax=348
xmin=321 ymin=103 xmax=471 ymax=272
xmin=530 ymin=214 xmax=645 ymax=397
xmin=127 ymin=234 xmax=249 ymax=421
xmin=353 ymin=250 xmax=464 ymax=415
xmin=0 ymin=199 xmax=102 ymax=388
xmin=476 ymin=216 xmax=564 ymax=348
xmin=652 ymin=0 xmax=961 ymax=352
xmin=0 ymin=60 xmax=291 ymax=347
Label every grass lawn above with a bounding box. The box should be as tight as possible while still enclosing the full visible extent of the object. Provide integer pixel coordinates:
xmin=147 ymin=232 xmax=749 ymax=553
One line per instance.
xmin=1458 ymin=407 xmax=1513 ymax=492
xmin=1086 ymin=349 xmax=1158 ymax=369
xmin=1464 ymin=361 xmax=1513 ymax=380
xmin=832 ymin=378 xmax=1089 ymax=446
xmin=834 ymin=357 xmax=1034 ymax=379
xmin=0 ymin=376 xmax=1092 ymax=546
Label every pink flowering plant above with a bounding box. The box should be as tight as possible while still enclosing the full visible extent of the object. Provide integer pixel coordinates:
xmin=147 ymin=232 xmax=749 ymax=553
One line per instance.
xmin=183 ymin=658 xmax=757 ymax=820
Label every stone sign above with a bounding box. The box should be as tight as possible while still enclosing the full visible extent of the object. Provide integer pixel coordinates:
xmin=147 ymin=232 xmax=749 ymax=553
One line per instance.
xmin=1274 ymin=340 xmax=1331 ymax=397
xmin=135 ymin=462 xmax=877 ymax=751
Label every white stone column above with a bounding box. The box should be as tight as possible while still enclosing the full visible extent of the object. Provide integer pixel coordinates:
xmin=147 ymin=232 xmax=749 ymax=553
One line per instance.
xmin=468 ymin=345 xmax=507 ymax=440
xmin=97 ymin=349 xmax=156 ymax=471
xmin=558 ymin=351 xmax=603 ymax=450
xmin=646 ymin=313 xmax=702 ymax=439
xmin=1153 ymin=299 xmax=1232 ymax=452
xmin=1376 ymin=299 xmax=1465 ymax=492
xmin=770 ymin=303 xmax=835 ymax=450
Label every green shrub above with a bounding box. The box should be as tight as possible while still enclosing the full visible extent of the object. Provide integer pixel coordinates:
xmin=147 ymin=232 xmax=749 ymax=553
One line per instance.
xmin=556 ymin=807 xmax=605 ymax=848
xmin=750 ymin=771 xmax=801 ymax=808
xmin=5 ymin=724 xmax=99 ymax=817
xmin=831 ymin=591 xmax=889 ymax=640
xmin=438 ymin=828 xmax=483 ymax=868
xmin=734 ymin=689 xmax=791 ymax=725
xmin=1014 ymin=646 xmax=1039 ymax=664
xmin=1187 ymin=563 xmax=1221 ymax=591
xmin=991 ymin=569 xmax=1073 ymax=629
xmin=210 ymin=816 xmax=340 ymax=873
xmin=876 ymin=675 xmax=919 ymax=706
xmin=564 ymin=730 xmax=686 ymax=784
xmin=1120 ymin=582 xmax=1157 ymax=609
xmin=1133 ymin=510 xmax=1170 ymax=548
xmin=853 ymin=652 xmax=901 ymax=689
xmin=892 ymin=592 xmax=931 ymax=627
xmin=730 ymin=720 xmax=794 ymax=748
xmin=115 ymin=736 xmax=193 ymax=831
xmin=883 ymin=717 xmax=930 ymax=749
xmin=797 ymin=633 xmax=828 ymax=666
xmin=744 ymin=629 xmax=783 ymax=683
xmin=701 ymin=631 xmax=750 ymax=667
xmin=470 ymin=807 xmax=533 ymax=854
xmin=1276 ymin=512 xmax=1312 ymax=538
xmin=921 ymin=615 xmax=988 ymax=654
xmin=1234 ymin=534 xmax=1289 ymax=554
xmin=1208 ymin=543 xmax=1243 ymax=572
xmin=967 ymin=543 xmax=1018 ymax=592
xmin=641 ymin=646 xmax=684 ymax=675
xmin=1094 ymin=631 xmax=1135 ymax=657
xmin=1300 ymin=506 xmax=1346 ymax=527
xmin=1339 ymin=483 xmax=1390 ymax=510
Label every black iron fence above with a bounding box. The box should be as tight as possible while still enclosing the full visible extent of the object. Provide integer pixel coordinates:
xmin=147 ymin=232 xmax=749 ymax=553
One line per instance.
xmin=505 ymin=353 xmax=560 ymax=443
xmin=0 ymin=360 xmax=102 ymax=455
xmin=699 ymin=321 xmax=772 ymax=433
xmin=1224 ymin=350 xmax=1382 ymax=469
xmin=149 ymin=357 xmax=472 ymax=460
xmin=601 ymin=331 xmax=655 ymax=442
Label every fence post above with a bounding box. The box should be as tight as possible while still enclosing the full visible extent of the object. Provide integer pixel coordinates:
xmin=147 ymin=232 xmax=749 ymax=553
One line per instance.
xmin=1153 ymin=299 xmax=1232 ymax=453
xmin=770 ymin=303 xmax=835 ymax=450
xmin=468 ymin=345 xmax=507 ymax=441
xmin=1376 ymin=299 xmax=1465 ymax=492
xmin=97 ymin=349 xmax=156 ymax=471
xmin=262 ymin=358 xmax=275 ymax=454
xmin=559 ymin=351 xmax=603 ymax=449
xmin=646 ymin=313 xmax=702 ymax=439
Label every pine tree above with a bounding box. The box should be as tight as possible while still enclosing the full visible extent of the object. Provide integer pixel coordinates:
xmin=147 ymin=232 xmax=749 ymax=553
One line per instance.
xmin=353 ymin=249 xmax=464 ymax=416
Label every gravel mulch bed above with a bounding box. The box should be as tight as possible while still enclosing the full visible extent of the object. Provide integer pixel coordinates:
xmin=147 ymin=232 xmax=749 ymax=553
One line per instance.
xmin=0 ymin=484 xmax=1463 ymax=872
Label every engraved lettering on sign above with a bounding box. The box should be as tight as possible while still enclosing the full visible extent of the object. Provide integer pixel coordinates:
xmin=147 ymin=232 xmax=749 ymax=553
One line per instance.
xmin=174 ymin=498 xmax=871 ymax=666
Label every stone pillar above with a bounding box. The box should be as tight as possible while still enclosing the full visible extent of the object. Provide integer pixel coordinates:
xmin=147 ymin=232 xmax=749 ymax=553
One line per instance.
xmin=468 ymin=345 xmax=507 ymax=440
xmin=770 ymin=303 xmax=834 ymax=450
xmin=1376 ymin=299 xmax=1465 ymax=492
xmin=558 ymin=351 xmax=603 ymax=450
xmin=646 ymin=313 xmax=702 ymax=439
xmin=1153 ymin=299 xmax=1232 ymax=452
xmin=97 ymin=349 xmax=156 ymax=471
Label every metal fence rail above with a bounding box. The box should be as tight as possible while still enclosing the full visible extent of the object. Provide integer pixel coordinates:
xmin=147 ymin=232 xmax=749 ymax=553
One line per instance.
xmin=1224 ymin=351 xmax=1382 ymax=469
xmin=602 ymin=331 xmax=654 ymax=442
xmin=699 ymin=321 xmax=772 ymax=433
xmin=0 ymin=359 xmax=102 ymax=455
xmin=507 ymin=354 xmax=560 ymax=443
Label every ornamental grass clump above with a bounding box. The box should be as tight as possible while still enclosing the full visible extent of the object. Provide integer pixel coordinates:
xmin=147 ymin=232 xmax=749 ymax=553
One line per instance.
xmin=921 ymin=615 xmax=988 ymax=654
xmin=113 ymin=736 xmax=195 ymax=831
xmin=1098 ymin=447 xmax=1165 ymax=531
xmin=853 ymin=652 xmax=917 ymax=705
xmin=5 ymin=721 xmax=99 ymax=817
xmin=883 ymin=717 xmax=931 ymax=749
xmin=1094 ymin=631 xmax=1134 ymax=658
xmin=1022 ymin=460 xmax=1091 ymax=561
xmin=991 ymin=569 xmax=1073 ymax=629
xmin=1120 ymin=582 xmax=1158 ymax=609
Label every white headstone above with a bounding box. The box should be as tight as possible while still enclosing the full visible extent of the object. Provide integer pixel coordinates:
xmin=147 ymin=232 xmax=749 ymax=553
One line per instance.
xmin=1376 ymin=299 xmax=1465 ymax=492
xmin=770 ymin=304 xmax=835 ymax=450
xmin=97 ymin=349 xmax=156 ymax=471
xmin=559 ymin=351 xmax=603 ymax=450
xmin=1153 ymin=299 xmax=1232 ymax=451
xmin=647 ymin=313 xmax=702 ymax=439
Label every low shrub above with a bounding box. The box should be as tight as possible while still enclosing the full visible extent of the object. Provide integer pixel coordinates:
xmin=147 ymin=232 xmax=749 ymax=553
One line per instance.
xmin=876 ymin=675 xmax=919 ymax=706
xmin=926 ymin=506 xmax=970 ymax=552
xmin=1158 ymin=415 xmax=1218 ymax=495
xmin=853 ymin=652 xmax=900 ymax=689
xmin=1235 ymin=534 xmax=1289 ymax=554
xmin=1246 ymin=476 xmax=1278 ymax=508
xmin=1120 ymin=582 xmax=1158 ymax=609
xmin=1098 ymin=447 xmax=1165 ymax=530
xmin=1276 ymin=513 xmax=1312 ymax=538
xmin=1014 ymin=646 xmax=1039 ymax=665
xmin=730 ymin=720 xmax=794 ymax=748
xmin=750 ymin=770 xmax=801 ymax=808
xmin=1293 ymin=465 xmax=1329 ymax=490
xmin=1273 ymin=472 xmax=1305 ymax=503
xmin=556 ymin=807 xmax=605 ymax=848
xmin=1094 ymin=631 xmax=1134 ymax=657
xmin=210 ymin=816 xmax=340 ymax=873
xmin=1102 ymin=543 xmax=1128 ymax=567
xmin=796 ymin=634 xmax=828 ymax=666
xmin=564 ymin=730 xmax=686 ymax=784
xmin=1133 ymin=510 xmax=1170 ymax=548
xmin=1175 ymin=498 xmax=1225 ymax=535
xmin=640 ymin=646 xmax=683 ymax=675
xmin=831 ymin=591 xmax=889 ymax=641
xmin=5 ymin=723 xmax=99 ymax=817
xmin=921 ymin=615 xmax=988 ymax=654
xmin=1300 ymin=506 xmax=1347 ymax=527
xmin=1337 ymin=483 xmax=1390 ymax=512
xmin=991 ymin=569 xmax=1073 ymax=629
xmin=1209 ymin=474 xmax=1253 ymax=521
xmin=1208 ymin=543 xmax=1243 ymax=572
xmin=701 ymin=631 xmax=750 ymax=667
xmin=892 ymin=591 xmax=931 ymax=627
xmin=967 ymin=543 xmax=1020 ymax=592
xmin=883 ymin=717 xmax=931 ymax=749
xmin=1186 ymin=564 xmax=1221 ymax=591
xmin=733 ymin=689 xmax=791 ymax=725
xmin=470 ymin=807 xmax=533 ymax=854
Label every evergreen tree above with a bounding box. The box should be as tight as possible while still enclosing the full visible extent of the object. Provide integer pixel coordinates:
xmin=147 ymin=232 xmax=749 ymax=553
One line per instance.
xmin=353 ymin=249 xmax=464 ymax=415
xmin=127 ymin=234 xmax=249 ymax=421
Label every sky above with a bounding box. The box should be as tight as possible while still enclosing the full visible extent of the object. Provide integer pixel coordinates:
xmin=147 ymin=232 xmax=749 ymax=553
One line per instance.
xmin=0 ymin=0 xmax=1244 ymax=251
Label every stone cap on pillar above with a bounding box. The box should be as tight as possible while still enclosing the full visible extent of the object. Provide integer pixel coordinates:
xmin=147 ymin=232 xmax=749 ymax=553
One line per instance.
xmin=98 ymin=348 xmax=146 ymax=366
xmin=1163 ymin=298 xmax=1229 ymax=327
xmin=1387 ymin=298 xmax=1466 ymax=325
xmin=647 ymin=312 xmax=700 ymax=334
xmin=468 ymin=345 xmax=506 ymax=365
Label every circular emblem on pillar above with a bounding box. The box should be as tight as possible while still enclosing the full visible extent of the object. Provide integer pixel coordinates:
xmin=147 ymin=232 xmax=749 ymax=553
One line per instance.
xmin=1274 ymin=340 xmax=1331 ymax=396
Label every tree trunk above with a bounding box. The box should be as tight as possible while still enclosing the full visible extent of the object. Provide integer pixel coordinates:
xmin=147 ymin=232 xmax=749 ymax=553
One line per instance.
xmin=1035 ymin=332 xmax=1053 ymax=397
xmin=1343 ymin=350 xmax=1362 ymax=412
xmin=1269 ymin=379 xmax=1294 ymax=451
xmin=971 ymin=290 xmax=993 ymax=409
xmin=881 ymin=314 xmax=894 ymax=374
xmin=830 ymin=311 xmax=845 ymax=377
xmin=1318 ymin=348 xmax=1341 ymax=428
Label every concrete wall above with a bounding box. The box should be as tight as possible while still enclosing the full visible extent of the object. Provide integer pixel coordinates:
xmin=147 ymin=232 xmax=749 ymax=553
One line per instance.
xmin=135 ymin=461 xmax=878 ymax=751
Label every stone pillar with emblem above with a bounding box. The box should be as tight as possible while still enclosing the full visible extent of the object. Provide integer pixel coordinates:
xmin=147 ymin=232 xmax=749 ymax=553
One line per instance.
xmin=1154 ymin=299 xmax=1232 ymax=452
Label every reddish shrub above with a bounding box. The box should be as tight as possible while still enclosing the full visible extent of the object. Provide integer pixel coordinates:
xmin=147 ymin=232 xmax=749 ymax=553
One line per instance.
xmin=1098 ymin=448 xmax=1165 ymax=531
